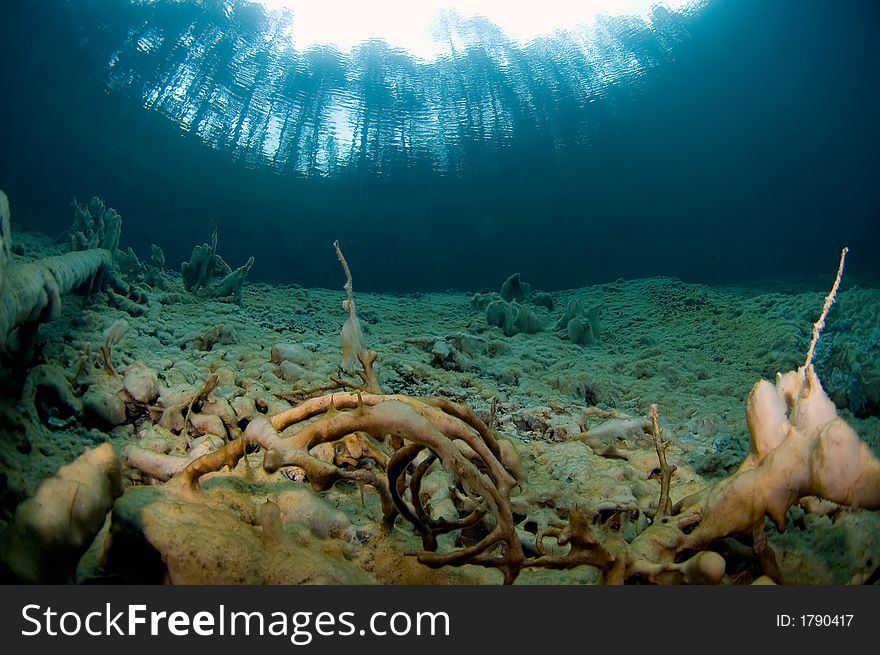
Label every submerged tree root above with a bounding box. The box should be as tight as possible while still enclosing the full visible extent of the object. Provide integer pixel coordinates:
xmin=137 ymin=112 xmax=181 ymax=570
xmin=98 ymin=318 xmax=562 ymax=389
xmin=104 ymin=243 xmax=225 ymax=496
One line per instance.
xmin=169 ymin=392 xmax=525 ymax=582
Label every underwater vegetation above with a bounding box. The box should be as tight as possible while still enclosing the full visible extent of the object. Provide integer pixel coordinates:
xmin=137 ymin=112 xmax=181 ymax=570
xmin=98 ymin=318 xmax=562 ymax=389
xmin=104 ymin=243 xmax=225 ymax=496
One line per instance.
xmin=0 ymin=191 xmax=878 ymax=585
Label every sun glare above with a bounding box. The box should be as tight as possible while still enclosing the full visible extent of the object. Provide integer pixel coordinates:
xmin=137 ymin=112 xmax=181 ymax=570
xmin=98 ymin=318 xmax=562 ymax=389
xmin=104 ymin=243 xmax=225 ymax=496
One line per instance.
xmin=255 ymin=0 xmax=693 ymax=60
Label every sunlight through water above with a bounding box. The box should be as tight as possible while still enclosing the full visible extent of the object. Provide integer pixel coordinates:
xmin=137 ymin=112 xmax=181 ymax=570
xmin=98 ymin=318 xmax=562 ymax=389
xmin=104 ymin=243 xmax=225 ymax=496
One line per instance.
xmin=257 ymin=0 xmax=694 ymax=60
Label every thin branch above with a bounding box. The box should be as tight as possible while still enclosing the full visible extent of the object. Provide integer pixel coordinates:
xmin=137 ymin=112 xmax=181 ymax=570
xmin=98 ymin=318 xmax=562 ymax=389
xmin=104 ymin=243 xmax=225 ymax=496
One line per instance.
xmin=804 ymin=246 xmax=848 ymax=371
xmin=650 ymin=403 xmax=676 ymax=519
xmin=333 ymin=239 xmax=354 ymax=312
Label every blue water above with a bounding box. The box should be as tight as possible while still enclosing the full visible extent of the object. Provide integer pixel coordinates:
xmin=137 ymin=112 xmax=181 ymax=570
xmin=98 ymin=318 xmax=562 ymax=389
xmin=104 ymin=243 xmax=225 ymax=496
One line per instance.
xmin=0 ymin=0 xmax=878 ymax=292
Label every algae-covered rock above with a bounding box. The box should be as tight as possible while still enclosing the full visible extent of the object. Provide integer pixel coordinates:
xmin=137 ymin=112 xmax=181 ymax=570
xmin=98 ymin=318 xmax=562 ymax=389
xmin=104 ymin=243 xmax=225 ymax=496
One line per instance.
xmin=486 ymin=299 xmax=515 ymax=336
xmin=500 ymin=272 xmax=531 ymax=303
xmin=0 ymin=443 xmax=123 ymax=583
xmin=83 ymin=381 xmax=127 ymax=427
xmin=101 ymin=486 xmax=374 ymax=584
xmin=123 ymin=360 xmax=160 ymax=404
xmin=271 ymin=342 xmax=313 ymax=367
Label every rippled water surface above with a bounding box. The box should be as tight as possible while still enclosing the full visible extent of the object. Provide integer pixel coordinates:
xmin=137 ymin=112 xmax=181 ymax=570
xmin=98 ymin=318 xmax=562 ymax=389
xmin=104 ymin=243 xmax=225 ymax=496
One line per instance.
xmin=105 ymin=1 xmax=702 ymax=177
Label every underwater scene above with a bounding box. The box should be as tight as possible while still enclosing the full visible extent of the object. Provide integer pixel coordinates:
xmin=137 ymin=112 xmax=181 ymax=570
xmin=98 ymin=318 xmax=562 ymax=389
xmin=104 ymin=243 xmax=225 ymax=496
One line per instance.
xmin=0 ymin=0 xmax=878 ymax=585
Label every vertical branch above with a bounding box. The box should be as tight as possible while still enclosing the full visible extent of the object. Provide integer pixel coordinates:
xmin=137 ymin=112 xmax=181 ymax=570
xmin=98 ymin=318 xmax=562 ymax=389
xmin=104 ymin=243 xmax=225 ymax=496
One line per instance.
xmin=333 ymin=239 xmax=354 ymax=313
xmin=650 ymin=404 xmax=676 ymax=519
xmin=804 ymin=246 xmax=848 ymax=372
xmin=333 ymin=240 xmax=366 ymax=374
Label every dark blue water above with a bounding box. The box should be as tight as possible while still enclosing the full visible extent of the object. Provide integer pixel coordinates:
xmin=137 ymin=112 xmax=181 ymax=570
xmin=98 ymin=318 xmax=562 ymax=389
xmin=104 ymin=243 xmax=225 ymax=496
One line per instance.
xmin=0 ymin=0 xmax=878 ymax=292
